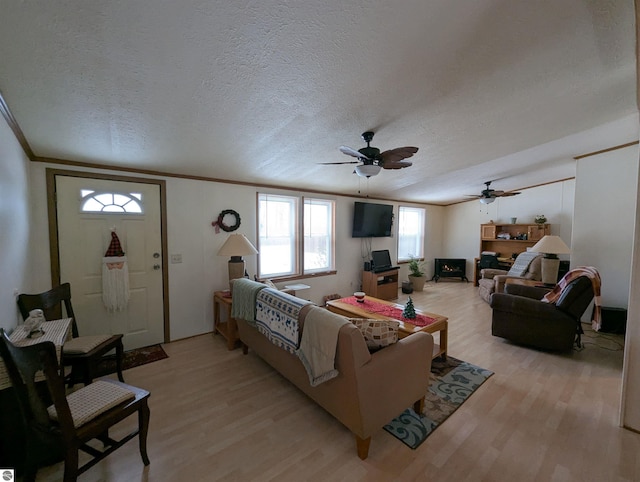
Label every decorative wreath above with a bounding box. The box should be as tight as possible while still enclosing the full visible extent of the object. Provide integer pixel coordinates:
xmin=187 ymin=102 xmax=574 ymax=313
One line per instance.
xmin=212 ymin=209 xmax=241 ymax=233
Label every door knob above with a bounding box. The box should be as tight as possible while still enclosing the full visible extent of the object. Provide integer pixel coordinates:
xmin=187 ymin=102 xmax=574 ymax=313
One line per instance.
xmin=153 ymin=252 xmax=160 ymax=258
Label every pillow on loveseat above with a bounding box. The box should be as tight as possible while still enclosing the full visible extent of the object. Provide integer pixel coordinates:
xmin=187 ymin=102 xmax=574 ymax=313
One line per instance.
xmin=263 ymin=279 xmax=278 ymax=289
xmin=349 ymin=318 xmax=399 ymax=349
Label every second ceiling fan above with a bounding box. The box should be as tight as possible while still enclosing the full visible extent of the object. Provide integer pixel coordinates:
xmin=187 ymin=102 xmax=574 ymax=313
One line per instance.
xmin=319 ymin=131 xmax=418 ymax=177
xmin=468 ymin=181 xmax=521 ymax=204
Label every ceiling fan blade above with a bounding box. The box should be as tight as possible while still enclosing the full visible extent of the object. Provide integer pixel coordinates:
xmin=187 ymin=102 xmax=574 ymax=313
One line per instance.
xmin=498 ymin=192 xmax=521 ymax=197
xmin=379 ymin=146 xmax=418 ymax=164
xmin=340 ymin=145 xmax=369 ymax=159
xmin=382 ymin=161 xmax=412 ymax=170
xmin=491 ymin=190 xmax=506 ymax=196
xmin=317 ymin=161 xmax=360 ymax=165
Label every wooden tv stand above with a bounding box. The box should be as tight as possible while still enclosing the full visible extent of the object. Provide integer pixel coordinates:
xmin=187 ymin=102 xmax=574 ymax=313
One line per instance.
xmin=361 ymin=268 xmax=399 ymax=300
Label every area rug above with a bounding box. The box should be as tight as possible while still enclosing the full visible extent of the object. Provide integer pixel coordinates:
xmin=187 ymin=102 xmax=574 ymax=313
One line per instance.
xmin=384 ymin=356 xmax=493 ymax=449
xmin=95 ymin=343 xmax=168 ymax=377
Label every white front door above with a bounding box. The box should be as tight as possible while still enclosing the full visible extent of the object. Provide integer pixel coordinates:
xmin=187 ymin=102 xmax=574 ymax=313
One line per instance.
xmin=56 ymin=175 xmax=165 ymax=350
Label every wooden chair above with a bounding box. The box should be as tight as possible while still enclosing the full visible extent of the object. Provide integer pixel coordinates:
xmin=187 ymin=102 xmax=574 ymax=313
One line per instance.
xmin=0 ymin=329 xmax=150 ymax=482
xmin=17 ymin=283 xmax=125 ymax=387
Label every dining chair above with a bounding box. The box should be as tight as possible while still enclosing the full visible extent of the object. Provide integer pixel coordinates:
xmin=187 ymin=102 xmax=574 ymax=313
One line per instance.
xmin=0 ymin=329 xmax=150 ymax=482
xmin=17 ymin=283 xmax=125 ymax=387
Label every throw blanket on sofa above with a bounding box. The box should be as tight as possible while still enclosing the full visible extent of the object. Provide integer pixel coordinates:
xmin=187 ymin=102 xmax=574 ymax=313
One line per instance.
xmin=231 ymin=278 xmax=267 ymax=325
xmin=542 ymin=266 xmax=602 ymax=331
xmin=296 ymin=306 xmax=349 ymax=387
xmin=256 ymin=288 xmax=313 ymax=353
xmin=507 ymin=251 xmax=540 ymax=277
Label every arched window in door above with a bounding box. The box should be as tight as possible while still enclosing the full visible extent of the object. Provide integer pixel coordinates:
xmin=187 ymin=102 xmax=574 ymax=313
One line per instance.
xmin=80 ymin=190 xmax=143 ymax=213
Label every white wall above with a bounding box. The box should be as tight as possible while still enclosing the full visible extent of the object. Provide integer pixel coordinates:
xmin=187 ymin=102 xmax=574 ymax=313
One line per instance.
xmin=26 ymin=162 xmax=444 ymax=341
xmin=0 ymin=118 xmax=33 ymax=330
xmin=442 ymin=179 xmax=576 ymax=277
xmin=573 ymin=145 xmax=639 ymax=308
xmin=22 ymin=147 xmax=637 ymax=341
xmin=621 ymin=144 xmax=640 ymax=430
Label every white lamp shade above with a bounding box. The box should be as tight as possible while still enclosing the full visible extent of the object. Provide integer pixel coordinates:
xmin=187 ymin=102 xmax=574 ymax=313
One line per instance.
xmin=355 ymin=164 xmax=381 ymax=177
xmin=217 ymin=234 xmax=258 ymax=257
xmin=530 ymin=235 xmax=571 ymax=255
xmin=479 ymin=197 xmax=495 ymax=204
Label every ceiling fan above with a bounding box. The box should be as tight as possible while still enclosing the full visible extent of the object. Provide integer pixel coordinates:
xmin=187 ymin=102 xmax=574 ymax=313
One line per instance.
xmin=467 ymin=181 xmax=521 ymax=204
xmin=319 ymin=131 xmax=418 ymax=177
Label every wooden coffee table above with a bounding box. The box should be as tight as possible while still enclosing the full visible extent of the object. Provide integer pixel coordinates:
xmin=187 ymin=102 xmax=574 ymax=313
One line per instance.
xmin=326 ymin=295 xmax=448 ymax=360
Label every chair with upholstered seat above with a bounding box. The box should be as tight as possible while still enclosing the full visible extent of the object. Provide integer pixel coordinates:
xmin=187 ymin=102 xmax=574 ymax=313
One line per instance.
xmin=17 ymin=283 xmax=125 ymax=387
xmin=477 ymin=252 xmax=543 ymax=303
xmin=0 ymin=329 xmax=150 ymax=482
xmin=490 ymin=275 xmax=596 ymax=351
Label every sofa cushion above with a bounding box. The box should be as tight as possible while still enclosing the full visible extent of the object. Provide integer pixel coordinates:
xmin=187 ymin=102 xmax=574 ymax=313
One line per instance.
xmin=349 ymin=318 xmax=399 ymax=349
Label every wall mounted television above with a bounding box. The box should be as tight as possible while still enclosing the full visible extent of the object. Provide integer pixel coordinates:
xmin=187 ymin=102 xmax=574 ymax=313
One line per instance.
xmin=352 ymin=201 xmax=393 ymax=237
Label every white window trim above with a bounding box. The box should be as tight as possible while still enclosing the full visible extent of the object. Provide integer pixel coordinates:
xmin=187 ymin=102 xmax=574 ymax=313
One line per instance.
xmin=257 ymin=192 xmax=336 ymax=280
xmin=397 ymin=205 xmax=426 ymax=262
xmin=80 ymin=190 xmax=144 ymax=214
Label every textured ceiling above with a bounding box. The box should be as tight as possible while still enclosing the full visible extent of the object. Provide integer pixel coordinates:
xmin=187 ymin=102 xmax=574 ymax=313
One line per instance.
xmin=0 ymin=1 xmax=637 ymax=204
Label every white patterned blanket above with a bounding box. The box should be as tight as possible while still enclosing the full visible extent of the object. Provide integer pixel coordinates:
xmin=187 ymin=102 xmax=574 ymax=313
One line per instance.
xmin=507 ymin=251 xmax=540 ymax=277
xmin=256 ymin=288 xmax=313 ymax=353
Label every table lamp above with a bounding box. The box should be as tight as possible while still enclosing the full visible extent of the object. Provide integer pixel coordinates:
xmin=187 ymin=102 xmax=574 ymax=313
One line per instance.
xmin=217 ymin=234 xmax=258 ymax=289
xmin=530 ymin=235 xmax=571 ymax=285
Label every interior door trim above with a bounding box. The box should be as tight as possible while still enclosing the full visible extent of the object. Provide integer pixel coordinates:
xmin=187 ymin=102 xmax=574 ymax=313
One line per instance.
xmin=46 ymin=168 xmax=170 ymax=343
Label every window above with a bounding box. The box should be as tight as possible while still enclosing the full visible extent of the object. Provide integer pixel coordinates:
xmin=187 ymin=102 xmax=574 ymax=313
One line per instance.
xmin=258 ymin=193 xmax=335 ymax=279
xmin=258 ymin=194 xmax=298 ymax=277
xmin=80 ymin=190 xmax=143 ymax=213
xmin=304 ymin=198 xmax=334 ymax=274
xmin=397 ymin=206 xmax=426 ymax=262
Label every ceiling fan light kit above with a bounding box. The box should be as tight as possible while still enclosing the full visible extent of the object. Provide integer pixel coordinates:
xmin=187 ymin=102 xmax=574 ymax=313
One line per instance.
xmin=354 ymin=164 xmax=381 ymax=178
xmin=479 ymin=196 xmax=496 ymax=204
xmin=320 ymin=131 xmax=418 ymax=178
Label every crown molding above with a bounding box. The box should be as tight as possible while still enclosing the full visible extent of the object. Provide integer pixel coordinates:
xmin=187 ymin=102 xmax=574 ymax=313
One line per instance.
xmin=0 ymin=89 xmax=35 ymax=160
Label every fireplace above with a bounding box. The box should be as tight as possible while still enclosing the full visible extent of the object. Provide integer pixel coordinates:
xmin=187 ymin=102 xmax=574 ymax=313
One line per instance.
xmin=432 ymin=258 xmax=468 ymax=282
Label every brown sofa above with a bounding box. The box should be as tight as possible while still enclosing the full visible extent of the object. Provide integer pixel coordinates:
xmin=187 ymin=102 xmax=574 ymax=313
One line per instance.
xmin=235 ymin=301 xmax=433 ymax=459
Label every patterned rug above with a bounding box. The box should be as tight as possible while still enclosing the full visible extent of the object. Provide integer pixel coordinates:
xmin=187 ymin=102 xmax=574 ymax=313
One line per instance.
xmin=384 ymin=356 xmax=493 ymax=449
xmin=95 ymin=343 xmax=168 ymax=377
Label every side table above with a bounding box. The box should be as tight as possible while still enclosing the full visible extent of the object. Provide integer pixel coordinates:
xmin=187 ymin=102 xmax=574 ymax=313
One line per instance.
xmin=213 ymin=291 xmax=239 ymax=350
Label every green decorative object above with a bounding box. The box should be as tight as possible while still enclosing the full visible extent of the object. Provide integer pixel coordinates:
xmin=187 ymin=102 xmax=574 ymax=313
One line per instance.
xmin=403 ymin=296 xmax=416 ymax=319
xmin=534 ymin=214 xmax=547 ymax=224
xmin=408 ymin=256 xmax=425 ymax=277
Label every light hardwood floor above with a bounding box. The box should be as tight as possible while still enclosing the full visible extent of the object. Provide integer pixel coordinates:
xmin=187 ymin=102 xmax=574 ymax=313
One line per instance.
xmin=37 ymin=281 xmax=637 ymax=481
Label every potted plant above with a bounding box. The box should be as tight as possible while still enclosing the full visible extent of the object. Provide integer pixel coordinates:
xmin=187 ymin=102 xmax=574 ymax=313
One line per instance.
xmin=534 ymin=214 xmax=547 ymax=225
xmin=407 ymin=256 xmax=427 ymax=292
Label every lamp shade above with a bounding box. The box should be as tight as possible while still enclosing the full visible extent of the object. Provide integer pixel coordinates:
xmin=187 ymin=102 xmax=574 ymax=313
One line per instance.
xmin=479 ymin=197 xmax=495 ymax=204
xmin=217 ymin=234 xmax=258 ymax=257
xmin=530 ymin=235 xmax=570 ymax=285
xmin=530 ymin=235 xmax=570 ymax=255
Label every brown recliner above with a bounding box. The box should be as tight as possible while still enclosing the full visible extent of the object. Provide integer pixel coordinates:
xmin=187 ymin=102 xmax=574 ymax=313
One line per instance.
xmin=490 ymin=276 xmax=595 ymax=351
xmin=478 ymin=254 xmax=543 ymax=303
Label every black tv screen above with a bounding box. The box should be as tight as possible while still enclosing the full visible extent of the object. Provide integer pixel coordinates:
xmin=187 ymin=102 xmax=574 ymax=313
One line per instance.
xmin=352 ymin=202 xmax=393 ymax=237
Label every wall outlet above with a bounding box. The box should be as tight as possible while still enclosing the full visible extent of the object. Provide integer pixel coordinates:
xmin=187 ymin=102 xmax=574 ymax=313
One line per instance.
xmin=170 ymin=254 xmax=182 ymax=264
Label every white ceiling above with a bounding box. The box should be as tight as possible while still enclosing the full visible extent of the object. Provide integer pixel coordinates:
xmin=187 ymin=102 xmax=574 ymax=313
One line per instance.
xmin=1 ymin=1 xmax=637 ymax=204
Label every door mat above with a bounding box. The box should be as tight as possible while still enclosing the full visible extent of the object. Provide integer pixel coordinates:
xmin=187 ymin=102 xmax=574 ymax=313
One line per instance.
xmin=96 ymin=343 xmax=168 ymax=377
xmin=384 ymin=356 xmax=493 ymax=449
